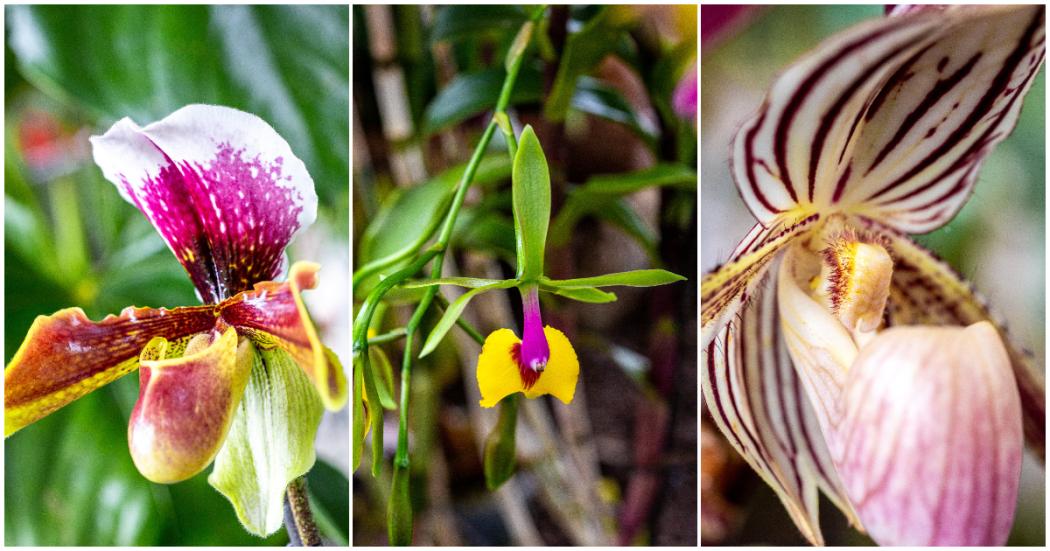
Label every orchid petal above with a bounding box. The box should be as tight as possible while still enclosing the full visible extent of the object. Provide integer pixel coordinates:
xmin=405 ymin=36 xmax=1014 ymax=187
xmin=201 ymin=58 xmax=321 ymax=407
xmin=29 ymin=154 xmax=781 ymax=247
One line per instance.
xmin=476 ymin=327 xmax=579 ymax=408
xmin=701 ymin=214 xmax=819 ymax=347
xmin=209 ymin=345 xmax=324 ymax=536
xmin=703 ymin=266 xmax=858 ymax=546
xmin=220 ymin=261 xmax=347 ymax=411
xmin=90 ymin=104 xmax=318 ymax=303
xmin=128 ymin=327 xmax=252 ymax=483
xmin=833 ymin=323 xmax=1022 ymax=545
xmin=733 ymin=6 xmax=1044 ymax=233
xmin=4 ymin=305 xmax=217 ymax=436
xmin=876 ymin=225 xmax=1045 ymax=458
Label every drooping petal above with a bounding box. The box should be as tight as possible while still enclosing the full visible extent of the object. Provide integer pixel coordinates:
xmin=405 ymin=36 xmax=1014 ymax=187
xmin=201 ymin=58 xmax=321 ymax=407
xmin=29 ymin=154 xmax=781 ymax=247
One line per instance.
xmin=833 ymin=323 xmax=1022 ymax=545
xmin=219 ymin=261 xmax=347 ymax=411
xmin=90 ymin=104 xmax=318 ymax=303
xmin=704 ymin=266 xmax=858 ymax=545
xmin=523 ymin=327 xmax=579 ymax=404
xmin=874 ymin=224 xmax=1045 ymax=459
xmin=4 ymin=305 xmax=217 ymax=436
xmin=733 ymin=6 xmax=1044 ymax=233
xmin=477 ymin=329 xmax=527 ymax=408
xmin=128 ymin=327 xmax=251 ymax=483
xmin=209 ymin=344 xmax=324 ymax=536
xmin=701 ymin=214 xmax=820 ymax=347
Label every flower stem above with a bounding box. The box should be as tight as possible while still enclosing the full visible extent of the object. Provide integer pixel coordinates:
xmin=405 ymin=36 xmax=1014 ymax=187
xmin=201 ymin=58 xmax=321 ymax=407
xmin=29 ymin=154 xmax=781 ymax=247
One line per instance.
xmin=284 ymin=476 xmax=321 ymax=546
xmin=382 ymin=9 xmax=542 ymax=544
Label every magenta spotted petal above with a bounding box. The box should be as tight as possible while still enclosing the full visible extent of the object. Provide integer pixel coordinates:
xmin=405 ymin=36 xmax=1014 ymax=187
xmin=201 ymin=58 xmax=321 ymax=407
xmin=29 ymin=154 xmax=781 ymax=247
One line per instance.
xmin=90 ymin=105 xmax=317 ymax=303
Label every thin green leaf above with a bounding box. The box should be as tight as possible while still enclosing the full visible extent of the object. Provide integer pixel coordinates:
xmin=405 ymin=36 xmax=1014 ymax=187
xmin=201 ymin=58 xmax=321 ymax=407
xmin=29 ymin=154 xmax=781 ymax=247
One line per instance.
xmin=512 ymin=125 xmax=551 ymax=281
xmin=483 ymin=394 xmax=519 ymax=490
xmin=545 ymin=285 xmax=618 ymax=304
xmin=544 ymin=269 xmax=686 ymax=288
xmin=577 ymin=163 xmax=697 ymax=195
xmin=419 ymin=280 xmax=517 ymax=357
xmin=422 ymin=66 xmax=542 ymax=135
xmin=543 ymin=8 xmax=629 ymax=121
xmin=368 ymin=346 xmax=398 ymax=410
xmin=570 ymin=76 xmax=657 ymax=146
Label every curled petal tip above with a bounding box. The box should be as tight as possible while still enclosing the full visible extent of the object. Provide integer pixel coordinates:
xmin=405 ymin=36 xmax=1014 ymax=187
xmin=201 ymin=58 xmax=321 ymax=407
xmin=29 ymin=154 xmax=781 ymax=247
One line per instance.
xmin=833 ymin=322 xmax=1022 ymax=545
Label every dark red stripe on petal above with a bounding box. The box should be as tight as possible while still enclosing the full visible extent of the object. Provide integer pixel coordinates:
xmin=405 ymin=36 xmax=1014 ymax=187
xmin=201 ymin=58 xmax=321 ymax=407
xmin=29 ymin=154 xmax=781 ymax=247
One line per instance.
xmin=865 ymin=51 xmax=983 ymax=176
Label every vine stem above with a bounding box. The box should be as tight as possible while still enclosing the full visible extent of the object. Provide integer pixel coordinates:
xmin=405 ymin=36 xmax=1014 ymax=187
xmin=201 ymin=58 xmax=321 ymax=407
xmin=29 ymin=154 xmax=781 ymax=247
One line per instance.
xmin=284 ymin=477 xmax=321 ymax=546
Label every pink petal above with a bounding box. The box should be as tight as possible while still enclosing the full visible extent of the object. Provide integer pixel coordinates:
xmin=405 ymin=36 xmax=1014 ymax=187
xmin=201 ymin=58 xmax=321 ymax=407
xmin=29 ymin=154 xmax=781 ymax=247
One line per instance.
xmin=832 ymin=323 xmax=1023 ymax=545
xmin=90 ymin=105 xmax=317 ymax=303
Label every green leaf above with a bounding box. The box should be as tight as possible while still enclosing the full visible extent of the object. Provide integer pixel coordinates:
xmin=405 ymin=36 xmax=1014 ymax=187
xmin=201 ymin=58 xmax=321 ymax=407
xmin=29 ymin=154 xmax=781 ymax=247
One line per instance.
xmin=355 ymin=155 xmax=512 ymax=294
xmin=483 ymin=395 xmax=519 ymax=490
xmin=6 ymin=5 xmax=349 ymax=215
xmin=543 ymin=269 xmax=686 ymax=288
xmin=570 ymin=76 xmax=657 ymax=146
xmin=368 ymin=346 xmax=398 ymax=410
xmin=430 ymin=5 xmax=528 ymax=44
xmin=420 ymin=280 xmax=517 ymax=357
xmin=387 ymin=463 xmax=413 ymax=545
xmin=512 ymin=125 xmax=551 ymax=281
xmin=400 ymin=276 xmax=510 ymax=289
xmin=421 ymin=65 xmax=542 ymax=135
xmin=543 ymin=8 xmax=629 ymax=121
xmin=305 ymin=461 xmax=350 ymax=545
xmin=576 ymin=163 xmax=697 ymax=195
xmin=208 ymin=344 xmax=324 ymax=537
xmin=545 ymin=285 xmax=618 ymax=304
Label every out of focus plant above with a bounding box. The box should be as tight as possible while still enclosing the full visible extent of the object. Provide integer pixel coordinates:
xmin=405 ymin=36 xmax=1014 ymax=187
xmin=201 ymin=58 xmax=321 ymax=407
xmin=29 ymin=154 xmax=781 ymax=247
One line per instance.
xmin=4 ymin=5 xmax=349 ymax=546
xmin=353 ymin=4 xmax=696 ymax=546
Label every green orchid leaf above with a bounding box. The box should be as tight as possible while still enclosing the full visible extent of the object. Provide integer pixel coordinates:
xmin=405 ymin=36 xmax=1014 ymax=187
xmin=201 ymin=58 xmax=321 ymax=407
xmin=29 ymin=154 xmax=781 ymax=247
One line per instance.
xmin=430 ymin=5 xmax=529 ymax=44
xmin=483 ymin=394 xmax=519 ymax=490
xmin=352 ymin=358 xmax=367 ymax=473
xmin=512 ymin=125 xmax=551 ymax=281
xmin=420 ymin=280 xmax=517 ymax=357
xmin=400 ymin=277 xmax=511 ymax=289
xmin=543 ymin=8 xmax=631 ymax=121
xmin=208 ymin=344 xmax=324 ymax=537
xmin=355 ymin=155 xmax=512 ymax=294
xmin=545 ymin=285 xmax=618 ymax=304
xmin=570 ymin=76 xmax=657 ymax=146
xmin=421 ymin=65 xmax=542 ymax=136
xmin=368 ymin=346 xmax=397 ymax=410
xmin=576 ymin=163 xmax=697 ymax=195
xmin=387 ymin=464 xmax=413 ymax=545
xmin=544 ymin=269 xmax=686 ymax=289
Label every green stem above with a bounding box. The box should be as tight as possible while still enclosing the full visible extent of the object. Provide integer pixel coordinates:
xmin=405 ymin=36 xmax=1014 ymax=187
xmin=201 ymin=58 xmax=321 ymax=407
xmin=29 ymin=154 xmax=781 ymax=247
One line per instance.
xmin=368 ymin=328 xmax=408 ymax=346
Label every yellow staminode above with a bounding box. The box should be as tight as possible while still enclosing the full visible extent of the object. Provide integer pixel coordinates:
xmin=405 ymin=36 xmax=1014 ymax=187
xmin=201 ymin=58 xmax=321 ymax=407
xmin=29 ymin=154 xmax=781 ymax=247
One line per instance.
xmin=818 ymin=234 xmax=893 ymax=333
xmin=476 ymin=327 xmax=579 ymax=408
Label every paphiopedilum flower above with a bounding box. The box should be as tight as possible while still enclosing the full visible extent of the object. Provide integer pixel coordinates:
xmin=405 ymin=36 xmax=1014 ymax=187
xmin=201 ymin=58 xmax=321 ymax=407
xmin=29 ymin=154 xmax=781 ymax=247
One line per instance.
xmin=4 ymin=104 xmax=347 ymax=535
xmin=701 ymin=6 xmax=1044 ymax=546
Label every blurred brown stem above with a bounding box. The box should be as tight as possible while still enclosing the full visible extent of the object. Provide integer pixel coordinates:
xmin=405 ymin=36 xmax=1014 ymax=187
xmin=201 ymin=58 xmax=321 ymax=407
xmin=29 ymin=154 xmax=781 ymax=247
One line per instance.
xmin=284 ymin=477 xmax=322 ymax=546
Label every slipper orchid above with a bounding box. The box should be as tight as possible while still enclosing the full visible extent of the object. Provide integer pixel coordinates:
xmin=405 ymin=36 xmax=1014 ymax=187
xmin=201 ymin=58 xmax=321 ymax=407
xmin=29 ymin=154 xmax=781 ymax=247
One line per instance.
xmin=4 ymin=104 xmax=347 ymax=535
xmin=701 ymin=5 xmax=1044 ymax=546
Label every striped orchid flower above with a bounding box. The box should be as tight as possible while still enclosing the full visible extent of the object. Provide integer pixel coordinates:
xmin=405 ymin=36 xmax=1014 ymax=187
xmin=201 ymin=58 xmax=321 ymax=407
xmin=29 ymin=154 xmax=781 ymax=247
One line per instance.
xmin=4 ymin=105 xmax=347 ymax=535
xmin=701 ymin=5 xmax=1045 ymax=546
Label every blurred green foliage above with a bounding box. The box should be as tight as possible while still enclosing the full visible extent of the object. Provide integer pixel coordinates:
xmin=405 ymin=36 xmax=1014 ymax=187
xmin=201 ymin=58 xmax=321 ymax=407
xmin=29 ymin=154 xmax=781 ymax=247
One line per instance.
xmin=4 ymin=4 xmax=349 ymax=545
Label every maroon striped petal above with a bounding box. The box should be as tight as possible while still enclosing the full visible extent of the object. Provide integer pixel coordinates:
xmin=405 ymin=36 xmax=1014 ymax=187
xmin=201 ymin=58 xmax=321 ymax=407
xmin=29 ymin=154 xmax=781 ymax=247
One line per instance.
xmin=872 ymin=222 xmax=1045 ymax=459
xmin=90 ymin=105 xmax=317 ymax=303
xmin=129 ymin=327 xmax=253 ymax=483
xmin=833 ymin=323 xmax=1022 ymax=545
xmin=703 ymin=267 xmax=858 ymax=545
xmin=219 ymin=262 xmax=347 ymax=411
xmin=701 ymin=214 xmax=819 ymax=347
xmin=4 ymin=305 xmax=218 ymax=436
xmin=734 ymin=6 xmax=1044 ymax=233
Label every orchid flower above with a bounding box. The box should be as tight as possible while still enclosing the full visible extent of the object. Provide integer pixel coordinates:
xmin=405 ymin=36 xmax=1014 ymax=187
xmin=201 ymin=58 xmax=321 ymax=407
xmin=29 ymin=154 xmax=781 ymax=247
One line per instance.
xmin=4 ymin=104 xmax=348 ymax=536
xmin=393 ymin=126 xmax=684 ymax=409
xmin=701 ymin=6 xmax=1045 ymax=546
